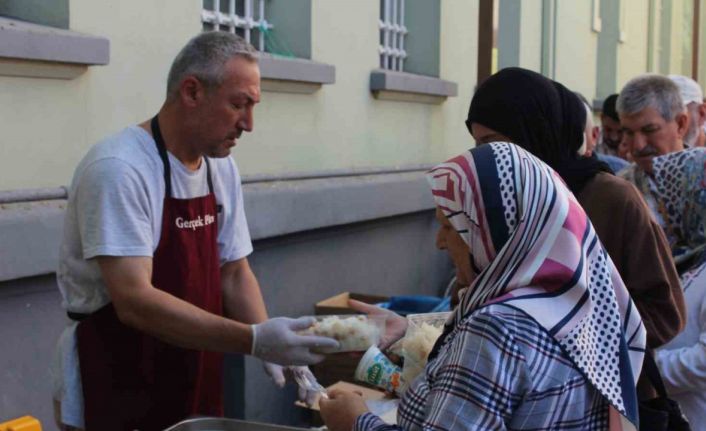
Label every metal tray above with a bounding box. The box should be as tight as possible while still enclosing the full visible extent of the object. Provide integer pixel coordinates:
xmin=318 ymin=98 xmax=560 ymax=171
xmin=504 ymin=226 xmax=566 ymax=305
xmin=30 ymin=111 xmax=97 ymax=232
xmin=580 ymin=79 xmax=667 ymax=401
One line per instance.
xmin=164 ymin=418 xmax=312 ymax=431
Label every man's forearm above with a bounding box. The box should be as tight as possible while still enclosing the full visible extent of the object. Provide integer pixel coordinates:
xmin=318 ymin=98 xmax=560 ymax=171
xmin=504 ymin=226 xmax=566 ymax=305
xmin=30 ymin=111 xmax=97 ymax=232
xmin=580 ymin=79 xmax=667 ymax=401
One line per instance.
xmin=120 ymin=285 xmax=254 ymax=353
xmin=98 ymin=256 xmax=253 ymax=354
xmin=222 ymin=258 xmax=268 ymax=324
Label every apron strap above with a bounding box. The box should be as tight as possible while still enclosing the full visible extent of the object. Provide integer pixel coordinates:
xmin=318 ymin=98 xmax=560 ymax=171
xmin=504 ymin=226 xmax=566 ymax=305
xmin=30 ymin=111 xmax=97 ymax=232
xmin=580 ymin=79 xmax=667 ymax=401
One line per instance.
xmin=204 ymin=157 xmax=214 ymax=194
xmin=151 ymin=115 xmax=173 ymax=198
xmin=67 ymin=311 xmax=89 ymax=321
xmin=151 ymin=115 xmax=215 ymax=197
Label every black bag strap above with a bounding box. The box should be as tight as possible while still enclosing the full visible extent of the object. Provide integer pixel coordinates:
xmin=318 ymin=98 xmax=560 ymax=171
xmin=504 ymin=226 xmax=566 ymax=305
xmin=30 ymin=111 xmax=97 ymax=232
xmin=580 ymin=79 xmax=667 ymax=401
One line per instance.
xmin=643 ymin=349 xmax=669 ymax=398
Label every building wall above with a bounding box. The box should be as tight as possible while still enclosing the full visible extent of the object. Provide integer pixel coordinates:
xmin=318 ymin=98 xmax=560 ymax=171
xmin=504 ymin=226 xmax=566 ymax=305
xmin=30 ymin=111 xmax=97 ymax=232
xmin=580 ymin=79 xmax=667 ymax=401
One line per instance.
xmin=518 ymin=0 xmax=543 ymax=73
xmin=0 ymin=0 xmax=476 ymax=191
xmin=431 ymin=0 xmax=478 ymax=159
xmin=0 ymin=0 xmax=200 ymax=191
xmin=500 ymin=0 xmax=706 ymax=103
xmin=237 ymin=0 xmax=476 ymax=173
xmin=669 ymin=0 xmax=688 ymax=76
xmin=616 ymin=0 xmax=650 ymax=91
xmin=699 ymin=2 xmax=706 ymax=86
xmin=553 ymin=0 xmax=598 ymax=100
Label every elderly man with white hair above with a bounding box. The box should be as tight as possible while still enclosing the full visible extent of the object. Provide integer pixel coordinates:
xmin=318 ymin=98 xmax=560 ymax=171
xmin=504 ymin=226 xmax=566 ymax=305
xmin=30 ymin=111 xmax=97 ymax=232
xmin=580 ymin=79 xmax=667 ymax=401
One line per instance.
xmin=618 ymin=74 xmax=688 ymax=224
xmin=669 ymin=74 xmax=706 ymax=148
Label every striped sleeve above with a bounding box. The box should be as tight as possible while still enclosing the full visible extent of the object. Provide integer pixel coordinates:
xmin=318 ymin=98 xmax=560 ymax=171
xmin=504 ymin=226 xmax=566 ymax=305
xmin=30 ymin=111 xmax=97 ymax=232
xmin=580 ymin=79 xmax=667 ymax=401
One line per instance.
xmin=354 ymin=412 xmax=398 ymax=431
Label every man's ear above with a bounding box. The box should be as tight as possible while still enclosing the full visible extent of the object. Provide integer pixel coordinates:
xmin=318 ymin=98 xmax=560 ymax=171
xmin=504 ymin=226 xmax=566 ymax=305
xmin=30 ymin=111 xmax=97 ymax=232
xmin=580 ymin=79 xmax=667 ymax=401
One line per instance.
xmin=698 ymin=103 xmax=706 ymax=126
xmin=591 ymin=125 xmax=600 ymax=142
xmin=179 ymin=76 xmax=205 ymax=108
xmin=675 ymin=111 xmax=690 ymax=138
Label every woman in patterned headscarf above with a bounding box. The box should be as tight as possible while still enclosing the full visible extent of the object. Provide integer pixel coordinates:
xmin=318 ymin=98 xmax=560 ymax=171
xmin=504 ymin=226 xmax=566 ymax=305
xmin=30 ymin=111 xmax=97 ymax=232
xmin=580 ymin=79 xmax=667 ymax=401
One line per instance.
xmin=320 ymin=143 xmax=646 ymax=431
xmin=651 ymin=148 xmax=706 ymax=426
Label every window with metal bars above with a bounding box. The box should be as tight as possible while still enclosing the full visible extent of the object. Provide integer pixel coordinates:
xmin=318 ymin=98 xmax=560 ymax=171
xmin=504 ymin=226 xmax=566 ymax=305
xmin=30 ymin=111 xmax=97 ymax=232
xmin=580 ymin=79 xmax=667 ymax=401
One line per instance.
xmin=0 ymin=0 xmax=69 ymax=29
xmin=201 ymin=0 xmax=272 ymax=52
xmin=378 ymin=0 xmax=440 ymax=77
xmin=379 ymin=0 xmax=408 ymax=71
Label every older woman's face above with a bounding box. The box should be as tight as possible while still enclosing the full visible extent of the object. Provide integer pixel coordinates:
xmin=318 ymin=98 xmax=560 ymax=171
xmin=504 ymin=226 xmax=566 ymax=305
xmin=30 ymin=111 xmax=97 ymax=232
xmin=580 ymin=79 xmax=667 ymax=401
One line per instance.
xmin=470 ymin=123 xmax=512 ymax=146
xmin=435 ymin=208 xmax=475 ymax=287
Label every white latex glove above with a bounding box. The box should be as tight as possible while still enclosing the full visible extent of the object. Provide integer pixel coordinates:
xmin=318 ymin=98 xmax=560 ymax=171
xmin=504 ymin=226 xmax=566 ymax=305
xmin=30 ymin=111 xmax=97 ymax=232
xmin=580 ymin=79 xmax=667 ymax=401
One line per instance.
xmin=348 ymin=299 xmax=407 ymax=350
xmin=262 ymin=362 xmax=322 ymax=406
xmin=263 ymin=361 xmax=288 ymax=387
xmin=251 ymin=317 xmax=339 ymax=366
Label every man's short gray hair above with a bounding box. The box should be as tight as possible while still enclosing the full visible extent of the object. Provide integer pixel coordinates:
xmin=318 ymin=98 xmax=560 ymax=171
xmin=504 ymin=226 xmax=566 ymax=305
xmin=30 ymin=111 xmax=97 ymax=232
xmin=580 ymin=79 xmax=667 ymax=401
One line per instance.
xmin=166 ymin=31 xmax=258 ymax=99
xmin=617 ymin=74 xmax=684 ymax=121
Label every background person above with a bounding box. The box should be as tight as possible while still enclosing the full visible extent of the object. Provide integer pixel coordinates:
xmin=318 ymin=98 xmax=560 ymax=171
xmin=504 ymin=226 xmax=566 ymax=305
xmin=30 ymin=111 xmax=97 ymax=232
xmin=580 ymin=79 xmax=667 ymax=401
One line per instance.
xmin=617 ymin=74 xmax=689 ymax=231
xmin=648 ymin=148 xmax=706 ymax=426
xmin=575 ymin=92 xmax=630 ymax=173
xmin=596 ymin=94 xmax=624 ymax=158
xmin=668 ymin=74 xmax=706 ymax=148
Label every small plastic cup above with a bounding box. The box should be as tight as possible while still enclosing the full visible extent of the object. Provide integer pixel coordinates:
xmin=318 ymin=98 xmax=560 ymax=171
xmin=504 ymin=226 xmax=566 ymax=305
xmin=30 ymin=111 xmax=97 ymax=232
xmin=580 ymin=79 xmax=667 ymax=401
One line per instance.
xmin=354 ymin=345 xmax=403 ymax=394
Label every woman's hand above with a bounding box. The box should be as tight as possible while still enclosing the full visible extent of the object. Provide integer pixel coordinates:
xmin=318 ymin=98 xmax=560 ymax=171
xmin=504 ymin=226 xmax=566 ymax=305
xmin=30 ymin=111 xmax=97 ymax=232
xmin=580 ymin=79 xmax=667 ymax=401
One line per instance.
xmin=320 ymin=388 xmax=369 ymax=431
xmin=348 ymin=299 xmax=407 ymax=349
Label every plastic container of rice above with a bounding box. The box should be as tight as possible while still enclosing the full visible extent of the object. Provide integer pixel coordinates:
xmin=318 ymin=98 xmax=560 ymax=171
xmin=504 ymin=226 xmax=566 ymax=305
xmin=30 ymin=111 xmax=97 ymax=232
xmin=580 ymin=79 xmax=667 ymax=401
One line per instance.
xmin=299 ymin=314 xmax=386 ymax=353
xmin=400 ymin=312 xmax=451 ymax=391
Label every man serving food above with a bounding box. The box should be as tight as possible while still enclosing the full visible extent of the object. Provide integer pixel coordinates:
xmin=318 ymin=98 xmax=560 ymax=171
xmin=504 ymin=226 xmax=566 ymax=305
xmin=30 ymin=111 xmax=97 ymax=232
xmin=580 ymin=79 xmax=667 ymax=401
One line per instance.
xmin=51 ymin=31 xmax=337 ymax=431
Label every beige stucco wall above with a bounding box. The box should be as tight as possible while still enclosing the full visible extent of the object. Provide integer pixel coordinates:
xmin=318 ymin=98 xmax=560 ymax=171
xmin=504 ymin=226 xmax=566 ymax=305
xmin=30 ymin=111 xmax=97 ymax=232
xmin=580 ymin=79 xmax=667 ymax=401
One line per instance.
xmin=0 ymin=0 xmax=477 ymax=190
xmin=699 ymin=2 xmax=706 ymax=86
xmin=553 ymin=0 xmax=598 ymax=101
xmin=616 ymin=0 xmax=649 ymax=90
xmin=187 ymin=0 xmax=478 ymax=178
xmin=0 ymin=0 xmax=201 ymax=191
xmin=431 ymin=0 xmax=479 ymax=162
xmin=670 ymin=0 xmax=687 ymax=76
xmin=518 ymin=0 xmax=543 ymax=73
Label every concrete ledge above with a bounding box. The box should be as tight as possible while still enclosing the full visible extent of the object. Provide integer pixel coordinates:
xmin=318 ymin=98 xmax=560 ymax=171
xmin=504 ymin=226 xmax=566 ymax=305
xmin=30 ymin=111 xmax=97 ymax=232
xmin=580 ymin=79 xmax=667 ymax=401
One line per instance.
xmin=258 ymin=55 xmax=335 ymax=93
xmin=370 ymin=69 xmax=457 ymax=102
xmin=0 ymin=17 xmax=109 ymax=66
xmin=0 ymin=170 xmax=433 ymax=282
xmin=244 ymin=170 xmax=433 ymax=240
xmin=0 ymin=200 xmax=66 ymax=282
xmin=0 ymin=57 xmax=87 ymax=79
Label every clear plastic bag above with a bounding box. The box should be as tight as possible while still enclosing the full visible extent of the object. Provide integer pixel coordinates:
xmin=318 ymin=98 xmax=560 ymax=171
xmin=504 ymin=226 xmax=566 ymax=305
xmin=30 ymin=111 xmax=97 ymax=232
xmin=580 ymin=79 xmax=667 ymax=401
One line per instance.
xmin=299 ymin=314 xmax=386 ymax=353
xmin=400 ymin=312 xmax=451 ymax=392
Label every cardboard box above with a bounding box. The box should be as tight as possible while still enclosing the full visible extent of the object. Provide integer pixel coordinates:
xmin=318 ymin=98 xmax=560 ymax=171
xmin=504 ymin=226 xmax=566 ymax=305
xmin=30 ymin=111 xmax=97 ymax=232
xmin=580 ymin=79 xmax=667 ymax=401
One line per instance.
xmin=311 ymin=353 xmax=364 ymax=387
xmin=314 ymin=292 xmax=389 ymax=315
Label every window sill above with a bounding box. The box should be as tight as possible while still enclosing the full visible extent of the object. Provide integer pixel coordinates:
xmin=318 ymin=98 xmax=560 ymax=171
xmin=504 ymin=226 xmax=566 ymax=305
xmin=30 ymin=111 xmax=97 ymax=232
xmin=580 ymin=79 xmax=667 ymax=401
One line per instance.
xmin=258 ymin=55 xmax=335 ymax=94
xmin=369 ymin=69 xmax=458 ymax=104
xmin=0 ymin=17 xmax=109 ymax=80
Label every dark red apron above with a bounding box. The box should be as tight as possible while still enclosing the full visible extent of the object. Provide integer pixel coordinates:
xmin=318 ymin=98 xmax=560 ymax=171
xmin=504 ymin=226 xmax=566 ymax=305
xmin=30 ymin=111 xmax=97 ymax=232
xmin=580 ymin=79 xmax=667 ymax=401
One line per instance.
xmin=74 ymin=115 xmax=224 ymax=431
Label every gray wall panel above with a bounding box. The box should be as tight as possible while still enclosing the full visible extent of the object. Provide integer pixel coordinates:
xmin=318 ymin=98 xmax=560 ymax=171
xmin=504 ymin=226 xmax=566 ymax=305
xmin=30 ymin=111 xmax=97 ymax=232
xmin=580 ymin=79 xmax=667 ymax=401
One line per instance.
xmin=0 ymin=275 xmax=66 ymax=430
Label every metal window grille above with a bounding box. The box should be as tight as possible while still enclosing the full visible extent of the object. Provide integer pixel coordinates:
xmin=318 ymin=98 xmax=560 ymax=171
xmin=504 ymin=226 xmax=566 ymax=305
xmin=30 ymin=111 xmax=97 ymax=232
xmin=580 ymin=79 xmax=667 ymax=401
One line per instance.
xmin=379 ymin=0 xmax=407 ymax=71
xmin=201 ymin=0 xmax=272 ymax=52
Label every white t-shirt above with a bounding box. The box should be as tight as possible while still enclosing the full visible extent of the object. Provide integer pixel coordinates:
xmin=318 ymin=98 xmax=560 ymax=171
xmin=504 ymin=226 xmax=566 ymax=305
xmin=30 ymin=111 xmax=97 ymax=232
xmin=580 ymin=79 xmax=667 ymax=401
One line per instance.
xmin=52 ymin=125 xmax=253 ymax=427
xmin=656 ymin=265 xmax=706 ymax=427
